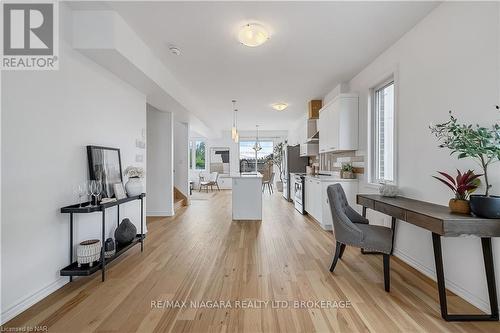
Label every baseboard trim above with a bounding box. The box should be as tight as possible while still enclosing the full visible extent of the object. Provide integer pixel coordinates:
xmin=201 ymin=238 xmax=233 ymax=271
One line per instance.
xmin=1 ymin=277 xmax=68 ymax=325
xmin=146 ymin=210 xmax=174 ymax=217
xmin=392 ymin=248 xmax=495 ymax=314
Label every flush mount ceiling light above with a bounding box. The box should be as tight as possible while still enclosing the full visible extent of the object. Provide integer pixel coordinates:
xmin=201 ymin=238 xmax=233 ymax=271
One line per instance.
xmin=271 ymin=103 xmax=288 ymax=111
xmin=238 ymin=23 xmax=270 ymax=47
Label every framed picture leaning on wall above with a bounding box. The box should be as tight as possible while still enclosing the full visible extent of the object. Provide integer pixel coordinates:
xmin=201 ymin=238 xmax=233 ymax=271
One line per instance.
xmin=87 ymin=146 xmax=123 ymax=198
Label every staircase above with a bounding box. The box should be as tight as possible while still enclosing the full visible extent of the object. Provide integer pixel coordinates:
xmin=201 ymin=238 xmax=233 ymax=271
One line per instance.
xmin=173 ymin=187 xmax=188 ymax=213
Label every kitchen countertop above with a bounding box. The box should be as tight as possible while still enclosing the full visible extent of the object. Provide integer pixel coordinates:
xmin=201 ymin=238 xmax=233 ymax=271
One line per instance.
xmin=230 ymin=172 xmax=263 ymax=178
xmin=305 ymin=175 xmax=358 ymax=182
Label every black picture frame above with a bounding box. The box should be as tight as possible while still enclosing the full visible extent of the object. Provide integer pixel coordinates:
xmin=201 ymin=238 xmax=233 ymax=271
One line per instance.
xmin=87 ymin=145 xmax=123 ymax=198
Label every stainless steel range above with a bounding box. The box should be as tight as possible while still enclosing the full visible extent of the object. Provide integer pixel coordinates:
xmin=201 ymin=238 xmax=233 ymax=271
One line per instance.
xmin=293 ymin=173 xmax=306 ymax=214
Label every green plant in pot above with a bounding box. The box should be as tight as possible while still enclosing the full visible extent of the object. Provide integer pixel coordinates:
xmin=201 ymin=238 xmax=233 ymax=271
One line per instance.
xmin=432 ymin=170 xmax=481 ymax=214
xmin=430 ymin=110 xmax=500 ymax=218
xmin=341 ymin=163 xmax=355 ymax=179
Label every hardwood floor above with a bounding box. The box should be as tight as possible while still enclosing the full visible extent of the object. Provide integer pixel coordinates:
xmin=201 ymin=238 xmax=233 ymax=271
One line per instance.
xmin=3 ymin=190 xmax=499 ymax=332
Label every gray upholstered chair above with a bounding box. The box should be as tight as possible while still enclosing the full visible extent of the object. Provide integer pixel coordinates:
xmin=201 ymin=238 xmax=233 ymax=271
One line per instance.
xmin=327 ymin=184 xmax=393 ymax=292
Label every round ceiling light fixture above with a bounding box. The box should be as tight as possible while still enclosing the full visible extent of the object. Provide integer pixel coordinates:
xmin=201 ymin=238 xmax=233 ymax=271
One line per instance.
xmin=271 ymin=103 xmax=288 ymax=111
xmin=238 ymin=23 xmax=270 ymax=47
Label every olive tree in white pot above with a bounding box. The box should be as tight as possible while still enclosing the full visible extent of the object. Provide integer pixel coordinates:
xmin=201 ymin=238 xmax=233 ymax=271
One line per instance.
xmin=268 ymin=141 xmax=286 ymax=192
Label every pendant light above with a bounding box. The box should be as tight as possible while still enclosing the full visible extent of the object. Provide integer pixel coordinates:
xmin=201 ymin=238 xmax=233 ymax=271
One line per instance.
xmin=231 ymin=100 xmax=237 ymax=140
xmin=234 ymin=109 xmax=239 ymax=143
xmin=253 ymin=125 xmax=262 ymax=151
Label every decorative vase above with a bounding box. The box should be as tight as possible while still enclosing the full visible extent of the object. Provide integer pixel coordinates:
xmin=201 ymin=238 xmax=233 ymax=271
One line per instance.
xmin=125 ymin=177 xmax=143 ymax=196
xmin=379 ymin=183 xmax=398 ymax=197
xmin=104 ymin=238 xmax=116 ymax=258
xmin=114 ymin=218 xmax=137 ymax=244
xmin=470 ymin=195 xmax=500 ymax=218
xmin=448 ymin=199 xmax=470 ymax=215
xmin=77 ymin=239 xmax=101 ymax=267
xmin=341 ymin=171 xmax=356 ymax=179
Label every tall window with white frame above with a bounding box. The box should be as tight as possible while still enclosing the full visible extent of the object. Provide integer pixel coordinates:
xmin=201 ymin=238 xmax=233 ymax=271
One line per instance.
xmin=190 ymin=139 xmax=206 ymax=171
xmin=372 ymin=79 xmax=395 ymax=184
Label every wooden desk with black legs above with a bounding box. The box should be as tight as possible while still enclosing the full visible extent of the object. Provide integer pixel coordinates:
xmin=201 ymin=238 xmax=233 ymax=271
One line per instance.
xmin=357 ymin=194 xmax=500 ymax=322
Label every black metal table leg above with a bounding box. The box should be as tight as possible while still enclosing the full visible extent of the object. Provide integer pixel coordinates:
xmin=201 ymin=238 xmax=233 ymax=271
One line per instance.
xmin=140 ymin=197 xmax=144 ymax=252
xmin=432 ymin=233 xmax=499 ymax=321
xmin=69 ymin=213 xmax=73 ymax=282
xmin=101 ymin=209 xmax=106 ymax=282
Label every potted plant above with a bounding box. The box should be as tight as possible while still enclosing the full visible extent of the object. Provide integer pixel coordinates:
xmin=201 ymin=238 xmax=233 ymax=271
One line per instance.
xmin=430 ymin=110 xmax=500 ymax=218
xmin=124 ymin=166 xmax=145 ymax=196
xmin=432 ymin=170 xmax=481 ymax=214
xmin=268 ymin=141 xmax=286 ymax=192
xmin=341 ymin=163 xmax=356 ymax=179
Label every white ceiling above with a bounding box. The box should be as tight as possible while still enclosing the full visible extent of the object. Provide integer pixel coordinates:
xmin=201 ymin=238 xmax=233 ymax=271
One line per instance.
xmin=72 ymin=1 xmax=439 ymax=133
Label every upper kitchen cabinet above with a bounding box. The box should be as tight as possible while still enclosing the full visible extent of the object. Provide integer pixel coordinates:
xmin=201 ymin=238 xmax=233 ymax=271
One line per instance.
xmin=318 ymin=94 xmax=358 ymax=153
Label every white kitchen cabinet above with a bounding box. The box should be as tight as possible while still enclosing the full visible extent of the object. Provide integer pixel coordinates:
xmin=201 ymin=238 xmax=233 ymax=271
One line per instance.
xmin=304 ymin=177 xmax=322 ymax=223
xmin=318 ymin=94 xmax=358 ymax=153
xmin=305 ymin=176 xmax=358 ymax=230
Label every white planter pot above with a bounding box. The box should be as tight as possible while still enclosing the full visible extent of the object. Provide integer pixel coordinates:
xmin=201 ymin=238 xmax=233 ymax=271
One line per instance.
xmin=125 ymin=177 xmax=143 ymax=196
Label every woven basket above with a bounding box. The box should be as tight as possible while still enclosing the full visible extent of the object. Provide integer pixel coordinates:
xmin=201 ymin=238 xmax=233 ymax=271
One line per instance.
xmin=77 ymin=239 xmax=101 ymax=267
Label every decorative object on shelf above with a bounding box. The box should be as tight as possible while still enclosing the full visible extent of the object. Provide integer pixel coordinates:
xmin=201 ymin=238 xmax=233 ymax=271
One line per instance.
xmin=73 ymin=182 xmax=88 ymax=208
xmin=77 ymin=239 xmax=101 ymax=267
xmin=379 ymin=182 xmax=399 ymax=197
xmin=341 ymin=163 xmax=356 ymax=179
xmin=113 ymin=183 xmax=127 ymax=200
xmin=104 ymin=238 xmax=116 ymax=259
xmin=89 ymin=180 xmax=102 ymax=206
xmin=430 ymin=109 xmax=500 ymax=218
xmin=124 ymin=166 xmax=144 ymax=196
xmin=100 ymin=197 xmax=117 ymax=204
xmin=267 ymin=140 xmax=286 ymax=192
xmin=432 ymin=170 xmax=481 ymax=214
xmin=210 ymin=147 xmax=230 ymax=176
xmin=115 ymin=218 xmax=137 ymax=244
xmin=87 ymin=146 xmax=123 ymax=198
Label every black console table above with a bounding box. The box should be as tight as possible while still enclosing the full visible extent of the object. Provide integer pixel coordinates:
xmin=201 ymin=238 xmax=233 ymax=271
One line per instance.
xmin=60 ymin=193 xmax=145 ymax=282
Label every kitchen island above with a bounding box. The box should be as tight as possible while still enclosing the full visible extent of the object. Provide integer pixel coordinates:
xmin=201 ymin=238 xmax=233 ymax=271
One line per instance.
xmin=232 ymin=173 xmax=263 ymax=220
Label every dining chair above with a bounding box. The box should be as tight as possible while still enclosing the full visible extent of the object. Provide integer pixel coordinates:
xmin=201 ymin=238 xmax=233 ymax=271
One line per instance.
xmin=262 ymin=172 xmax=275 ymax=194
xmin=327 ymin=183 xmax=393 ymax=292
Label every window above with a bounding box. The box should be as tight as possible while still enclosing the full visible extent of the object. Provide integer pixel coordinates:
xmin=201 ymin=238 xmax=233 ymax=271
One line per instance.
xmin=372 ymin=79 xmax=395 ymax=183
xmin=190 ymin=140 xmax=205 ymax=170
xmin=239 ymin=140 xmax=273 ymax=173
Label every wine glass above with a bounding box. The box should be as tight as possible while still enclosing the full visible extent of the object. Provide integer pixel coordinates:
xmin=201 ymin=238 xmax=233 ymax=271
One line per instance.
xmin=90 ymin=180 xmax=98 ymax=206
xmin=96 ymin=180 xmax=103 ymax=204
xmin=72 ymin=184 xmax=81 ymax=206
xmin=78 ymin=183 xmax=86 ymax=207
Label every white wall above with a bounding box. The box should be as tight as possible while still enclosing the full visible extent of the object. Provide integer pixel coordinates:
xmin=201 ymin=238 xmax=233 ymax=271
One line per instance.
xmin=345 ymin=2 xmax=500 ymax=312
xmin=146 ymin=105 xmax=174 ymax=216
xmin=1 ymin=4 xmax=147 ymax=323
xmin=174 ymin=121 xmax=190 ymax=200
